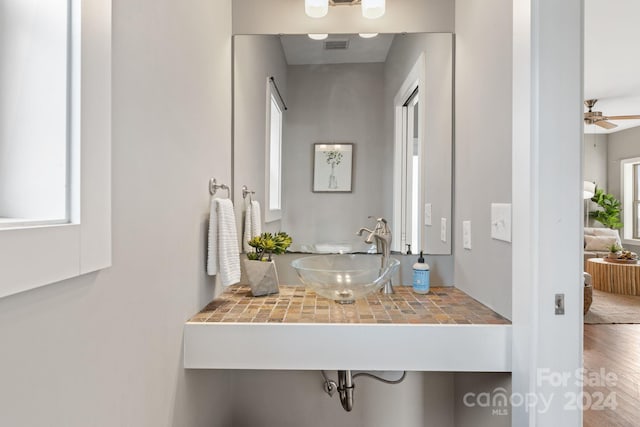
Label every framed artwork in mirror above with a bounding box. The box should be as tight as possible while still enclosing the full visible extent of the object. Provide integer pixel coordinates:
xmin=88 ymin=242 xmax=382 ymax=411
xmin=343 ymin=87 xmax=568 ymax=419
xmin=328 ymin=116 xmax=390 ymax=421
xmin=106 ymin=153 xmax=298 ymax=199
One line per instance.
xmin=313 ymin=143 xmax=353 ymax=193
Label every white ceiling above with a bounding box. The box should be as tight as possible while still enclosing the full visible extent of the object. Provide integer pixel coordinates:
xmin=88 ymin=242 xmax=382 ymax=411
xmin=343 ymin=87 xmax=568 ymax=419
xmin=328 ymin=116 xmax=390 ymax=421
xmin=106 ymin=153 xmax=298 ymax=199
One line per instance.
xmin=280 ymin=33 xmax=395 ymax=65
xmin=585 ymin=0 xmax=640 ymax=134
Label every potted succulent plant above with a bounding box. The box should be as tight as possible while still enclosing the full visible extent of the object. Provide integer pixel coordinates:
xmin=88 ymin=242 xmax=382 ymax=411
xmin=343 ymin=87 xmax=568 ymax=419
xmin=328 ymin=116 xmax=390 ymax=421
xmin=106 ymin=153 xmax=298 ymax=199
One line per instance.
xmin=244 ymin=232 xmax=292 ymax=296
xmin=607 ymin=243 xmax=623 ymax=259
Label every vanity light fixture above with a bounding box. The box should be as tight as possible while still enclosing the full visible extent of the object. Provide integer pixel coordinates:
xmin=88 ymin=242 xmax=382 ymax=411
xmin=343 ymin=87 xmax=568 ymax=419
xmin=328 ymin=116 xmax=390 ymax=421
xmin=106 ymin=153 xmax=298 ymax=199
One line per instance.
xmin=308 ymin=33 xmax=329 ymax=40
xmin=361 ymin=0 xmax=385 ymax=19
xmin=305 ymin=0 xmax=385 ymax=19
xmin=305 ymin=0 xmax=329 ymax=18
xmin=358 ymin=32 xmax=379 ymax=38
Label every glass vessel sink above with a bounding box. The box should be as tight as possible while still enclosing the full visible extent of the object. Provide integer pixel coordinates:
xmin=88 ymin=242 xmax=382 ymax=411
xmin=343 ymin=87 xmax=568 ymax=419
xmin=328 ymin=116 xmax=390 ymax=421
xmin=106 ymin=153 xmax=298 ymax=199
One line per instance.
xmin=297 ymin=241 xmax=377 ymax=254
xmin=291 ymin=254 xmax=400 ymax=303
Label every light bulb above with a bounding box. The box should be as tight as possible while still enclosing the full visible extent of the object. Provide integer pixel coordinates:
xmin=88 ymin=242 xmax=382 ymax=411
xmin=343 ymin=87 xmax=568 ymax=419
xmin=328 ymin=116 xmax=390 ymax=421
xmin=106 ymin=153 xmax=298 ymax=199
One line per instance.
xmin=305 ymin=0 xmax=328 ymax=18
xmin=308 ymin=33 xmax=329 ymax=40
xmin=358 ymin=33 xmax=379 ymax=39
xmin=362 ymin=0 xmax=385 ymax=19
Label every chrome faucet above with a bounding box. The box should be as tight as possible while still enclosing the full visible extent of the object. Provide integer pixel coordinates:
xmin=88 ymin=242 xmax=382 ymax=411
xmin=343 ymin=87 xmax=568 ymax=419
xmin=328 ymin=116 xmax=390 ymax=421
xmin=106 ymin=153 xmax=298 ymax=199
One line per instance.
xmin=357 ymin=217 xmax=394 ymax=294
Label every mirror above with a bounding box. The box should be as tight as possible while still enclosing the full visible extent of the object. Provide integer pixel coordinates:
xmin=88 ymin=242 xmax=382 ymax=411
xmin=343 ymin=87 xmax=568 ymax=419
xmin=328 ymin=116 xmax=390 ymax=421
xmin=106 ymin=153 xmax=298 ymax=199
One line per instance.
xmin=233 ymin=33 xmax=453 ymax=255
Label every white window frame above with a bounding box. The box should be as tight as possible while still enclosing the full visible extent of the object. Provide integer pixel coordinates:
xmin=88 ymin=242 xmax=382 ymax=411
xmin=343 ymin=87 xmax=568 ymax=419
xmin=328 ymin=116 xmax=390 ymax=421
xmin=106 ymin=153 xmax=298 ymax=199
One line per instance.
xmin=0 ymin=0 xmax=111 ymax=298
xmin=621 ymin=157 xmax=640 ymax=245
xmin=265 ymin=80 xmax=283 ymax=223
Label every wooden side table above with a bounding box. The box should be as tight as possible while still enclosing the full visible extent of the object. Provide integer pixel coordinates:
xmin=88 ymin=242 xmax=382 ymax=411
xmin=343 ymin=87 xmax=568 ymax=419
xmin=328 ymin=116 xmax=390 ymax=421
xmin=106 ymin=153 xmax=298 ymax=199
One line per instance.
xmin=585 ymin=258 xmax=640 ymax=295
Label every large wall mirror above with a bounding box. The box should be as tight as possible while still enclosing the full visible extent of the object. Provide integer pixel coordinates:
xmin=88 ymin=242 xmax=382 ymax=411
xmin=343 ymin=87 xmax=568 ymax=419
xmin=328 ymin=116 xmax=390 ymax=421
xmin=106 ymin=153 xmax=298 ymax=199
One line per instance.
xmin=233 ymin=33 xmax=453 ymax=255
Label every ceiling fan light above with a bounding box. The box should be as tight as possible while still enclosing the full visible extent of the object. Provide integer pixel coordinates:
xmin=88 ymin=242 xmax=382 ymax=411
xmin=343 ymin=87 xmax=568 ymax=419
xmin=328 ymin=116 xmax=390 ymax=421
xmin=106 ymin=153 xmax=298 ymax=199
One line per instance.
xmin=358 ymin=33 xmax=379 ymax=38
xmin=305 ymin=0 xmax=329 ymax=18
xmin=308 ymin=33 xmax=329 ymax=40
xmin=362 ymin=0 xmax=385 ymax=19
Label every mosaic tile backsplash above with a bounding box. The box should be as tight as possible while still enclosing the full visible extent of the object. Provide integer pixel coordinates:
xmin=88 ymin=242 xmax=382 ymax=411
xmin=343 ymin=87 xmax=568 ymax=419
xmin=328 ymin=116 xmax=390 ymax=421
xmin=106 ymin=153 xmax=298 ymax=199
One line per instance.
xmin=189 ymin=285 xmax=510 ymax=325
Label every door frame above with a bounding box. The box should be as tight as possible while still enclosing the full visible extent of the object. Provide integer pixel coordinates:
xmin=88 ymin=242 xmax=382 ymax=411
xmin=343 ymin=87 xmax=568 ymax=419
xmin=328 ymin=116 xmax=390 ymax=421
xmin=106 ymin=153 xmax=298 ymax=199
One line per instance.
xmin=512 ymin=0 xmax=584 ymax=425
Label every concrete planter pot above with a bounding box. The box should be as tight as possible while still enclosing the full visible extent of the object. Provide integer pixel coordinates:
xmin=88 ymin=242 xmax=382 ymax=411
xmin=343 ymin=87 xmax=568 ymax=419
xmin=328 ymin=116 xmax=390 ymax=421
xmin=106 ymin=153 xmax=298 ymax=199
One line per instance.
xmin=244 ymin=259 xmax=279 ymax=297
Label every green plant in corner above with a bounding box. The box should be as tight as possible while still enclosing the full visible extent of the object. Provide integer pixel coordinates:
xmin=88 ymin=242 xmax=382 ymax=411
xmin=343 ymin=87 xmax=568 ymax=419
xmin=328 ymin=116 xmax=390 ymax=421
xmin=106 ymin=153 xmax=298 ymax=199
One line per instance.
xmin=246 ymin=232 xmax=292 ymax=261
xmin=590 ymin=188 xmax=623 ymax=229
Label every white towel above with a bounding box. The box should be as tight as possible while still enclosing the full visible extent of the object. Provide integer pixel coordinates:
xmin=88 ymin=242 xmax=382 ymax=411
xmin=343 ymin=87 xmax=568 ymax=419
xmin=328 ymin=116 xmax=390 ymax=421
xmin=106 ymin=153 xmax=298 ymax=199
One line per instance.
xmin=250 ymin=200 xmax=262 ymax=237
xmin=243 ymin=200 xmax=262 ymax=253
xmin=243 ymin=203 xmax=253 ymax=253
xmin=207 ymin=197 xmax=241 ymax=287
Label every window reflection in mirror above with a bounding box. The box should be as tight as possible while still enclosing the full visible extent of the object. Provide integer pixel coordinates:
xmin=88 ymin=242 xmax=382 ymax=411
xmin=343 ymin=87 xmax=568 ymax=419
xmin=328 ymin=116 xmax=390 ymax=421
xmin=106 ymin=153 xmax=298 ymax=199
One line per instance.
xmin=266 ymin=83 xmax=284 ymax=221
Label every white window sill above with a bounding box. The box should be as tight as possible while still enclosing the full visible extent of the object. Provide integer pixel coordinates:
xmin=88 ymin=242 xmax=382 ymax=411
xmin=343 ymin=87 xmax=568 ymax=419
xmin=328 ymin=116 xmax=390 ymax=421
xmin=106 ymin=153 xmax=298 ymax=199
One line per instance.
xmin=622 ymin=238 xmax=640 ymax=247
xmin=0 ymin=218 xmax=68 ymax=229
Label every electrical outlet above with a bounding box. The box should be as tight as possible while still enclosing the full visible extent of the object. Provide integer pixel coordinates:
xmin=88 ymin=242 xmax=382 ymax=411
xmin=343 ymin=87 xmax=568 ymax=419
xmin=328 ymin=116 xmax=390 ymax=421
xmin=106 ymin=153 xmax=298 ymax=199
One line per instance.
xmin=424 ymin=203 xmax=432 ymax=226
xmin=463 ymin=220 xmax=472 ymax=249
xmin=440 ymin=218 xmax=447 ymax=242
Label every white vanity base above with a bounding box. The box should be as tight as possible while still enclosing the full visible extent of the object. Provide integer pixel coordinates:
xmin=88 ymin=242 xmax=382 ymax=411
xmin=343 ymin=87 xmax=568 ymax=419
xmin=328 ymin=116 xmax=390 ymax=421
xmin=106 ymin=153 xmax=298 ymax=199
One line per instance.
xmin=184 ymin=323 xmax=512 ymax=371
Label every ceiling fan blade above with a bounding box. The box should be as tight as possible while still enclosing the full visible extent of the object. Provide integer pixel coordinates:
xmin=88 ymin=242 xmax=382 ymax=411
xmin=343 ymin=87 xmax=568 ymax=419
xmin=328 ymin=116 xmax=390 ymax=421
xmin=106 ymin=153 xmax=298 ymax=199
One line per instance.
xmin=603 ymin=115 xmax=640 ymax=121
xmin=595 ymin=120 xmax=617 ymax=129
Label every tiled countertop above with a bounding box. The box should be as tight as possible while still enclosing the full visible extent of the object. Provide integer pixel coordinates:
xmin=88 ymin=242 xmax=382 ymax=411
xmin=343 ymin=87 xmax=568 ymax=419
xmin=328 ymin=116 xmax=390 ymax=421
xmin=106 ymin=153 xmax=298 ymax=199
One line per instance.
xmin=189 ymin=285 xmax=510 ymax=325
xmin=184 ymin=285 xmax=512 ymax=372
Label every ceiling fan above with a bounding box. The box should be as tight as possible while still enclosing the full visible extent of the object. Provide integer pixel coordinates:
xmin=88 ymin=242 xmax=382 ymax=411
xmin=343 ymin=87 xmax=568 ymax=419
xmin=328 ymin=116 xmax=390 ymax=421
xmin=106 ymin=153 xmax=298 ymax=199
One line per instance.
xmin=584 ymin=99 xmax=640 ymax=129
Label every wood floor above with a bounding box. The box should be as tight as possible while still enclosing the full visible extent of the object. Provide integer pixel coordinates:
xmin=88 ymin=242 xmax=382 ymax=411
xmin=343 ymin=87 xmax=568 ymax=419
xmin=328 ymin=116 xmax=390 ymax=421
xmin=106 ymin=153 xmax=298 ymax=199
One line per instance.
xmin=583 ymin=324 xmax=640 ymax=426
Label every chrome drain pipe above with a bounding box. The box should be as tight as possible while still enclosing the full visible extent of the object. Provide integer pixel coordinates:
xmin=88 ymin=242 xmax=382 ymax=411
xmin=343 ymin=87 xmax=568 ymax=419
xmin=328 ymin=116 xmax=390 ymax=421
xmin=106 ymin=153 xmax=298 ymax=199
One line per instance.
xmin=321 ymin=370 xmax=407 ymax=412
xmin=337 ymin=370 xmax=355 ymax=412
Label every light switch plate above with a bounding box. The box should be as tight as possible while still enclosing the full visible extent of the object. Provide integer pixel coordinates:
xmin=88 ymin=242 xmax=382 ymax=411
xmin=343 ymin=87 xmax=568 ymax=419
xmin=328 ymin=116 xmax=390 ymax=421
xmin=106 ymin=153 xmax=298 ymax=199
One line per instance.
xmin=463 ymin=220 xmax=472 ymax=249
xmin=424 ymin=203 xmax=432 ymax=226
xmin=491 ymin=203 xmax=512 ymax=242
xmin=440 ymin=218 xmax=447 ymax=242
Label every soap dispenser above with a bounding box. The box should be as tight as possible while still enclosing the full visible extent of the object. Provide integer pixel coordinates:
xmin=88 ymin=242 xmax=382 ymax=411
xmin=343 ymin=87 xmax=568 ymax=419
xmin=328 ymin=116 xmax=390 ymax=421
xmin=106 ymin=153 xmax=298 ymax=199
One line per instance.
xmin=412 ymin=251 xmax=430 ymax=294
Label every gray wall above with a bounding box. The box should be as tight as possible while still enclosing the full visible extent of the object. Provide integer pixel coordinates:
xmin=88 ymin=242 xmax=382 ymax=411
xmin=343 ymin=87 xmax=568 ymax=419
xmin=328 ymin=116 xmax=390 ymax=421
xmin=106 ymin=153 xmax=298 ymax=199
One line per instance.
xmin=282 ymin=63 xmax=386 ymax=246
xmin=383 ymin=33 xmax=454 ymax=256
xmin=232 ymin=0 xmax=454 ymax=35
xmin=233 ymin=35 xmax=288 ymax=235
xmin=454 ymin=373 xmax=512 ymax=427
xmin=608 ymin=126 xmax=640 ymax=252
xmin=607 ymin=126 xmax=640 ymax=202
xmin=454 ymin=0 xmax=513 ymax=319
xmin=229 ymin=370 xmax=510 ymax=427
xmin=231 ymin=371 xmax=448 ymax=427
xmin=584 ymin=133 xmax=608 ymax=191
xmin=0 ymin=1 xmax=233 ymax=426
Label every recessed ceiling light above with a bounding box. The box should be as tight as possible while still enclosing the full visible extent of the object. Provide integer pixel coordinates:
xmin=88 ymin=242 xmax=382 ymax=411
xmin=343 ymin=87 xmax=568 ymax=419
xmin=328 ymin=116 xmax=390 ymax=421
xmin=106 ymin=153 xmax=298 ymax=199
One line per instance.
xmin=308 ymin=33 xmax=329 ymax=40
xmin=359 ymin=33 xmax=379 ymax=39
